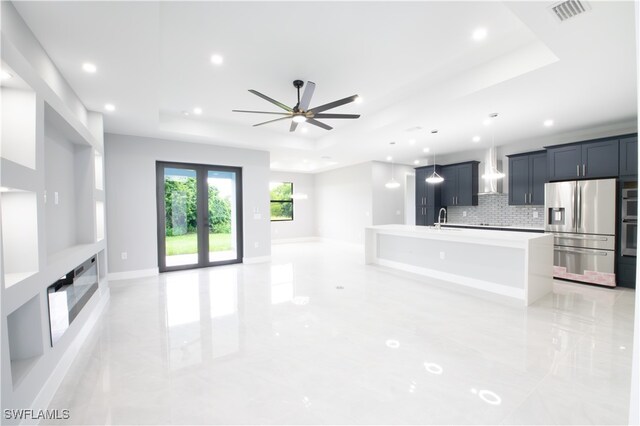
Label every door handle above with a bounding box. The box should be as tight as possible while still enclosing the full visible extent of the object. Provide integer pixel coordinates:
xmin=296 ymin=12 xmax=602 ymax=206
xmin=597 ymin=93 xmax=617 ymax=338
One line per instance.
xmin=554 ymin=246 xmax=609 ymax=256
xmin=583 ymin=164 xmax=586 ymax=176
xmin=577 ymin=186 xmax=581 ymax=229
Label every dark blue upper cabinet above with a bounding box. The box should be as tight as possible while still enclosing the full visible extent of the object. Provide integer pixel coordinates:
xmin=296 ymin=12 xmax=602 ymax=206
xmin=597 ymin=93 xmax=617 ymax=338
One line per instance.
xmin=530 ymin=152 xmax=547 ymax=205
xmin=508 ymin=151 xmax=547 ymax=206
xmin=619 ymin=136 xmax=638 ymax=177
xmin=508 ymin=155 xmax=530 ymax=205
xmin=440 ymin=162 xmax=478 ymax=206
xmin=547 ymin=138 xmax=618 ymax=181
xmin=547 ymin=145 xmax=581 ymax=181
xmin=582 ymin=139 xmax=619 ymax=178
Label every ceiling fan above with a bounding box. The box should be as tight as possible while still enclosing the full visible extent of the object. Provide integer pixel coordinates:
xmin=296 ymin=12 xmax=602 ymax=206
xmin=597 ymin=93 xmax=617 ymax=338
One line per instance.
xmin=233 ymin=80 xmax=360 ymax=132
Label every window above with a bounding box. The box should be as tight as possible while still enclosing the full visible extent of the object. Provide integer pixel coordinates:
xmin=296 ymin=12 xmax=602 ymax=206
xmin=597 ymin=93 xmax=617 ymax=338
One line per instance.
xmin=270 ymin=182 xmax=293 ymax=221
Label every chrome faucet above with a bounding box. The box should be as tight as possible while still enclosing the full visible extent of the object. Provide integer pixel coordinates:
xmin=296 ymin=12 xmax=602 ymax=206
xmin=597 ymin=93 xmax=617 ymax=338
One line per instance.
xmin=436 ymin=208 xmax=447 ymax=229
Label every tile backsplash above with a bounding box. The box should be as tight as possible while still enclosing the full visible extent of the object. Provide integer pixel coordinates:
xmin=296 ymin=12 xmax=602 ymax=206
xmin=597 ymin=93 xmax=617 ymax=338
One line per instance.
xmin=446 ymin=193 xmax=545 ymax=228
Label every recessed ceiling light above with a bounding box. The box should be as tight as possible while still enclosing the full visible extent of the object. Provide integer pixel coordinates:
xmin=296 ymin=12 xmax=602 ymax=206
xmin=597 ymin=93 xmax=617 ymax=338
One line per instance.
xmin=82 ymin=62 xmax=97 ymax=73
xmin=354 ymin=95 xmax=363 ymax=104
xmin=544 ymin=119 xmax=554 ymax=127
xmin=472 ymin=136 xmax=481 ymax=143
xmin=104 ymin=103 xmax=115 ymax=112
xmin=193 ymin=107 xmax=203 ymax=115
xmin=414 ymin=160 xmax=420 ymax=165
xmin=386 ymin=156 xmax=392 ymax=161
xmin=409 ymin=139 xmax=416 ymax=145
xmin=483 ymin=119 xmax=492 ymax=126
xmin=423 ymin=147 xmax=430 ymax=153
xmin=0 ymin=70 xmax=12 ymax=80
xmin=472 ymin=28 xmax=488 ymax=41
xmin=210 ymin=54 xmax=224 ymax=65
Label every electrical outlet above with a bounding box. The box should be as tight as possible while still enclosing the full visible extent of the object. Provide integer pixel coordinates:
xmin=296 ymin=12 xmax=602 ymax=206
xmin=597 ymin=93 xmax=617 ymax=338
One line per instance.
xmin=253 ymin=213 xmax=262 ymax=220
xmin=439 ymin=251 xmax=445 ymax=260
xmin=54 ymin=191 xmax=59 ymax=205
xmin=254 ymin=242 xmax=259 ymax=248
xmin=121 ymin=252 xmax=128 ymax=260
xmin=533 ymin=211 xmax=539 ymax=218
xmin=463 ymin=211 xmax=467 ymax=217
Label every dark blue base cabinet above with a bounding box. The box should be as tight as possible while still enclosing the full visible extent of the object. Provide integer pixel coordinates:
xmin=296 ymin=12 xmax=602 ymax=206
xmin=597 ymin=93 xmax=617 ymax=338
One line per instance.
xmin=415 ymin=166 xmax=441 ymax=226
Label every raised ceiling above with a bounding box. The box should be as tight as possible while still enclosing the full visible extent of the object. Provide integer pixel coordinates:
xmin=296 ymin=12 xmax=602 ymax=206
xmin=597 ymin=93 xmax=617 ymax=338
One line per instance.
xmin=13 ymin=1 xmax=638 ymax=172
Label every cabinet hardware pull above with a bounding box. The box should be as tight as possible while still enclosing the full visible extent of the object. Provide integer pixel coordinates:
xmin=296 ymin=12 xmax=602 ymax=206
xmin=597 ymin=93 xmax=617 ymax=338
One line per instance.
xmin=583 ymin=164 xmax=586 ymax=176
xmin=524 ymin=193 xmax=527 ymax=203
xmin=529 ymin=193 xmax=532 ymax=204
xmin=576 ymin=164 xmax=580 ymax=176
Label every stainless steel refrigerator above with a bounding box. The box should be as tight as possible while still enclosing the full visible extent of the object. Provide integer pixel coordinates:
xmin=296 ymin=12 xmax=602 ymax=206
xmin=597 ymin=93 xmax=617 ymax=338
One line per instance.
xmin=544 ymin=178 xmax=616 ymax=287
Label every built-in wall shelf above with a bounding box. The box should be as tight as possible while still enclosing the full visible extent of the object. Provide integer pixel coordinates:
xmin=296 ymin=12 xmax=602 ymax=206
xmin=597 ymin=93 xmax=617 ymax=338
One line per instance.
xmin=0 ymin=85 xmax=38 ymax=170
xmin=1 ymin=10 xmax=109 ymax=413
xmin=1 ymin=191 xmax=40 ymax=289
xmin=7 ymin=295 xmax=44 ymax=388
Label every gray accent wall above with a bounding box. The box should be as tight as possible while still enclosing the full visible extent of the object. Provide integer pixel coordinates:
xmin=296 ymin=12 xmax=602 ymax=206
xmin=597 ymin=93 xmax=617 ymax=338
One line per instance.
xmin=270 ymin=171 xmax=315 ymax=241
xmin=104 ymin=134 xmax=271 ymax=273
xmin=315 ymin=162 xmax=373 ymax=244
xmin=446 ymin=193 xmax=544 ymax=228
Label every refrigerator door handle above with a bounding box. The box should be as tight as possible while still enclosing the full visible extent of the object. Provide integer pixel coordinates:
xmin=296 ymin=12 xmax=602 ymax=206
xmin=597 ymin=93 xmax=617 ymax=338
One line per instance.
xmin=571 ymin=186 xmax=576 ymax=229
xmin=554 ymin=246 xmax=610 ymax=256
xmin=577 ymin=185 xmax=582 ymax=229
xmin=554 ymin=234 xmax=609 ymax=241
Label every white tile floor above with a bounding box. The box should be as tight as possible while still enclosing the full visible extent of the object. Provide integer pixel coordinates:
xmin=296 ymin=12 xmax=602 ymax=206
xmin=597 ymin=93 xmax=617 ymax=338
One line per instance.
xmin=46 ymin=241 xmax=635 ymax=425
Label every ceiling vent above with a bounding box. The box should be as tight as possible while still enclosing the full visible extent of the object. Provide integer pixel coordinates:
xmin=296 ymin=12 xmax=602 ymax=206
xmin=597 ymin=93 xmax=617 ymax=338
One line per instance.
xmin=549 ymin=0 xmax=590 ymax=22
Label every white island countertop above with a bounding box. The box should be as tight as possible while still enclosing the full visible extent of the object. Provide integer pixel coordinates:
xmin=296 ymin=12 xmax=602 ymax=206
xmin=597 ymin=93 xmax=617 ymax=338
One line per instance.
xmin=365 ymin=225 xmax=554 ymax=306
xmin=367 ymin=224 xmax=549 ymax=248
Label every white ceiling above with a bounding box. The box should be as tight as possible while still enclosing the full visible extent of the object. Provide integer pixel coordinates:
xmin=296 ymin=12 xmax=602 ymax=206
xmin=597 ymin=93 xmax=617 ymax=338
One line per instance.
xmin=13 ymin=1 xmax=638 ymax=173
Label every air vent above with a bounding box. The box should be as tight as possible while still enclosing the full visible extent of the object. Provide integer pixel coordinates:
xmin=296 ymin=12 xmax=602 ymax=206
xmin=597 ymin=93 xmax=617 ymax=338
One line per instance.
xmin=550 ymin=0 xmax=590 ymax=22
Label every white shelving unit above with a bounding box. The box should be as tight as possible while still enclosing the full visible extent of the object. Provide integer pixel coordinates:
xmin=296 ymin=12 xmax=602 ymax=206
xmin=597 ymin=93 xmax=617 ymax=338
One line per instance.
xmin=1 ymin=14 xmax=110 ymax=416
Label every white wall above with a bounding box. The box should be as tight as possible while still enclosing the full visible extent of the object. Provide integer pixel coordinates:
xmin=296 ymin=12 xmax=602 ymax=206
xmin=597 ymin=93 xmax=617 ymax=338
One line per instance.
xmin=371 ymin=161 xmax=413 ymax=226
xmin=315 ymin=162 xmax=373 ymax=244
xmin=270 ymin=171 xmax=315 ymax=241
xmin=105 ymin=133 xmax=271 ymax=274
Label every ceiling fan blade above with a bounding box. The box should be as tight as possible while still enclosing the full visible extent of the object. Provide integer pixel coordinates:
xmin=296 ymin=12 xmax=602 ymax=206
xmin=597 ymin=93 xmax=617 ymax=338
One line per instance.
xmin=232 ymin=109 xmax=290 ymax=115
xmin=289 ymin=121 xmax=299 ymax=132
xmin=306 ymin=118 xmax=333 ymax=131
xmin=308 ymin=95 xmax=359 ymax=114
xmin=312 ymin=113 xmax=360 ymax=119
xmin=298 ymin=81 xmax=316 ymax=111
xmin=248 ymin=89 xmax=293 ymax=112
xmin=253 ymin=116 xmax=292 ymax=127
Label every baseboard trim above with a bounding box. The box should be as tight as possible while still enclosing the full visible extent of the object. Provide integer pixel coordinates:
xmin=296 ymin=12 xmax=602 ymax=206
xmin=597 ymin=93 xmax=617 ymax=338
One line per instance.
xmin=271 ymin=237 xmax=319 ymax=245
xmin=28 ymin=289 xmax=110 ymax=423
xmin=108 ymin=268 xmax=159 ymax=281
xmin=243 ymin=256 xmax=271 ymax=264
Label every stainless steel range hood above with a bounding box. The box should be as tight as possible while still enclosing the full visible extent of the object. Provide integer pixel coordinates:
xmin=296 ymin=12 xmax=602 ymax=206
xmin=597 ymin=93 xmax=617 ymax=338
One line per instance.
xmin=478 ymin=146 xmax=504 ymax=195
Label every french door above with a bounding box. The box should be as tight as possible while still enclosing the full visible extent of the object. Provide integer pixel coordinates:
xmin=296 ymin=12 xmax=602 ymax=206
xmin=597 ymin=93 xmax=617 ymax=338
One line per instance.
xmin=156 ymin=161 xmax=243 ymax=272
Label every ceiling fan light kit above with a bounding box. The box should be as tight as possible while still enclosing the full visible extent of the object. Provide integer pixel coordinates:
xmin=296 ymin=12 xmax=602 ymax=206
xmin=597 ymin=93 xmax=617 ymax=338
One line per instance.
xmin=233 ymin=80 xmax=361 ymax=132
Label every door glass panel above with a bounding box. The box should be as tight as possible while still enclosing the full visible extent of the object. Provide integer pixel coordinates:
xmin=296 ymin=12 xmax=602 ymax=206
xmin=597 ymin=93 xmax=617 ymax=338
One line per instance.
xmin=207 ymin=170 xmax=237 ymax=262
xmin=164 ymin=168 xmax=199 ymax=267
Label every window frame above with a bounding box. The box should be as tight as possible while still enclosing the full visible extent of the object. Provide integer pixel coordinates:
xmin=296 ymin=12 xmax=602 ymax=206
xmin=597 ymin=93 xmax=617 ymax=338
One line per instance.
xmin=270 ymin=181 xmax=294 ymax=222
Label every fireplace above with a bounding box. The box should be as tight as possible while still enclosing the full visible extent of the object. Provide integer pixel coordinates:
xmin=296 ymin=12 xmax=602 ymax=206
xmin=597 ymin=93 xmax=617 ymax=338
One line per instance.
xmin=47 ymin=255 xmax=98 ymax=346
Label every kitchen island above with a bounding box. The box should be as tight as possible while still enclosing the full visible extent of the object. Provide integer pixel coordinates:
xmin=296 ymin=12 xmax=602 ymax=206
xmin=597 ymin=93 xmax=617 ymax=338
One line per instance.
xmin=365 ymin=225 xmax=554 ymax=306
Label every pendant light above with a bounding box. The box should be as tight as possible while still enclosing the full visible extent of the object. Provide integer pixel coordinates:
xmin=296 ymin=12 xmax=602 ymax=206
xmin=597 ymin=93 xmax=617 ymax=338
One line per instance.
xmin=426 ymin=130 xmax=444 ymax=184
xmin=385 ymin=142 xmax=400 ymax=189
xmin=482 ymin=113 xmax=505 ymax=180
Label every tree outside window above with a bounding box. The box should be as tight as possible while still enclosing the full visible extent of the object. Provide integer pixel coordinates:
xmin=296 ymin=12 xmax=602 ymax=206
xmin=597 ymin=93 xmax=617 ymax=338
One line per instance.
xmin=270 ymin=182 xmax=293 ymax=221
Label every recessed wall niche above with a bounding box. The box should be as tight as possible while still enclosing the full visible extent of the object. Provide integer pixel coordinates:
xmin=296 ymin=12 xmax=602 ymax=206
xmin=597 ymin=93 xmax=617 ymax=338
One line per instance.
xmin=1 ymin=86 xmax=37 ymax=170
xmin=44 ymin=104 xmax=95 ymax=258
xmin=7 ymin=295 xmax=44 ymax=387
xmin=1 ymin=190 xmax=39 ymax=287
